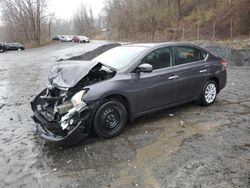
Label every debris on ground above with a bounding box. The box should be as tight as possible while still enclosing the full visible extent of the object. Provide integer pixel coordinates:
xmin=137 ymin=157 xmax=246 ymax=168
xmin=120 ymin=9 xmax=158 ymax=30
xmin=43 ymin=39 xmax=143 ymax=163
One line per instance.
xmin=179 ymin=120 xmax=185 ymax=127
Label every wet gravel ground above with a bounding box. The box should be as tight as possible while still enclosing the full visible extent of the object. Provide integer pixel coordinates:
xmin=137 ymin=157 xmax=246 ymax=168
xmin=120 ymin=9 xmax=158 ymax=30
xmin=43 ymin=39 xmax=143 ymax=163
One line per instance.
xmin=0 ymin=41 xmax=249 ymax=188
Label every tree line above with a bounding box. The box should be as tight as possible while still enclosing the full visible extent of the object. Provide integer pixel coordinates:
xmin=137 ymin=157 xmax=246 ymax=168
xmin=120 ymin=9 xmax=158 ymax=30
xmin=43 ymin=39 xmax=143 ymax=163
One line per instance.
xmin=0 ymin=0 xmax=249 ymax=45
xmin=102 ymin=0 xmax=249 ymax=41
xmin=0 ymin=0 xmax=96 ymax=46
xmin=0 ymin=0 xmax=54 ymax=45
xmin=102 ymin=0 xmax=226 ymax=41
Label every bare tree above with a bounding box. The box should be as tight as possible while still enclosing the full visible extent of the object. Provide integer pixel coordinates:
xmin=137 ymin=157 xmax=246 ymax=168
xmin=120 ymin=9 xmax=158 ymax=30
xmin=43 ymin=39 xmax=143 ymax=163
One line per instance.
xmin=104 ymin=0 xmax=176 ymax=41
xmin=176 ymin=0 xmax=182 ymax=20
xmin=102 ymin=0 xmax=249 ymax=41
xmin=73 ymin=4 xmax=96 ymax=37
xmin=0 ymin=0 xmax=53 ymax=45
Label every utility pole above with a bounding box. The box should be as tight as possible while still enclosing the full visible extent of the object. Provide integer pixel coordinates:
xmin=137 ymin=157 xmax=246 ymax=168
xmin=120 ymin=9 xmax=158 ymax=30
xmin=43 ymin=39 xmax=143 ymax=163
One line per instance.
xmin=182 ymin=26 xmax=185 ymax=40
xmin=36 ymin=0 xmax=41 ymax=45
xmin=230 ymin=19 xmax=233 ymax=39
xmin=173 ymin=28 xmax=176 ymax=42
xmin=229 ymin=0 xmax=233 ymax=39
xmin=197 ymin=24 xmax=200 ymax=41
xmin=212 ymin=22 xmax=216 ymax=40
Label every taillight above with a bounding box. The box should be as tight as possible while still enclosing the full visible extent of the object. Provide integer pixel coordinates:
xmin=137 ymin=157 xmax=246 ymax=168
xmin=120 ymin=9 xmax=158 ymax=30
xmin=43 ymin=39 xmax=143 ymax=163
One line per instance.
xmin=219 ymin=59 xmax=228 ymax=68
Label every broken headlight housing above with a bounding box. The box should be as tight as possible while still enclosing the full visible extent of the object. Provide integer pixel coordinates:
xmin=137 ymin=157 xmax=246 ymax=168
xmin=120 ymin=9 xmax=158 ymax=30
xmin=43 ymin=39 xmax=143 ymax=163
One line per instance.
xmin=71 ymin=90 xmax=87 ymax=107
xmin=60 ymin=90 xmax=88 ymax=130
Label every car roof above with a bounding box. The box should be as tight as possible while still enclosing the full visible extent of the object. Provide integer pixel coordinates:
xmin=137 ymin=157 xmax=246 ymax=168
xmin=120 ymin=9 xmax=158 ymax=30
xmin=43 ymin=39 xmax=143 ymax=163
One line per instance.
xmin=8 ymin=43 xmax=21 ymax=45
xmin=125 ymin=42 xmax=200 ymax=48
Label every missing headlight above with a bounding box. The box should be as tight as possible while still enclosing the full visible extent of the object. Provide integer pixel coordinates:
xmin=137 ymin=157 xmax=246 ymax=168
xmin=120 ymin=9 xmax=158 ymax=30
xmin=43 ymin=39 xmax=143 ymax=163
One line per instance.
xmin=60 ymin=101 xmax=87 ymax=130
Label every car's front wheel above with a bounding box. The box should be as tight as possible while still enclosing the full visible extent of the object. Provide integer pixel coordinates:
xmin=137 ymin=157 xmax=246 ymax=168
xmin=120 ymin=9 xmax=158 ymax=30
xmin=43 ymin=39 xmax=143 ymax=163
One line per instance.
xmin=93 ymin=100 xmax=128 ymax=138
xmin=197 ymin=80 xmax=217 ymax=106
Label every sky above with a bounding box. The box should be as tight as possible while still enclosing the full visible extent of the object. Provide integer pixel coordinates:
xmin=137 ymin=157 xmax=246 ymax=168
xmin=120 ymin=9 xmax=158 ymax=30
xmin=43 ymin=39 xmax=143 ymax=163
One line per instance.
xmin=48 ymin=0 xmax=105 ymax=20
xmin=0 ymin=0 xmax=105 ymax=26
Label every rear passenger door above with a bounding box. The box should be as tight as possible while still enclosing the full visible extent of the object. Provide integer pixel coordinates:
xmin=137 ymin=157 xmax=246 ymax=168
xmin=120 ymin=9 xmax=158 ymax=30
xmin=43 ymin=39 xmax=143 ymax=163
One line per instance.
xmin=172 ymin=45 xmax=209 ymax=101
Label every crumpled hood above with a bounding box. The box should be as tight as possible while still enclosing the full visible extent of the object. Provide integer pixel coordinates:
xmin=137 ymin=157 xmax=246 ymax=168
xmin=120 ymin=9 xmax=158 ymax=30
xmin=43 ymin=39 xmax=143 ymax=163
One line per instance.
xmin=48 ymin=61 xmax=101 ymax=88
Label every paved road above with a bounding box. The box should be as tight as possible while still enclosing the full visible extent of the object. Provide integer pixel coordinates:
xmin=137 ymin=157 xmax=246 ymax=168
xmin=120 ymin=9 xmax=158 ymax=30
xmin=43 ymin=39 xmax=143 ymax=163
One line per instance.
xmin=0 ymin=42 xmax=249 ymax=188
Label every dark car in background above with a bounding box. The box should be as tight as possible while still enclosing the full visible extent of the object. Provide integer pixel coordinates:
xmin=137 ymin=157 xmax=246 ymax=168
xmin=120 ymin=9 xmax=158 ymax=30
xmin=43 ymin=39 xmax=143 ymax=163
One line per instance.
xmin=5 ymin=43 xmax=25 ymax=51
xmin=31 ymin=42 xmax=227 ymax=145
xmin=52 ymin=35 xmax=60 ymax=41
xmin=0 ymin=42 xmax=7 ymax=52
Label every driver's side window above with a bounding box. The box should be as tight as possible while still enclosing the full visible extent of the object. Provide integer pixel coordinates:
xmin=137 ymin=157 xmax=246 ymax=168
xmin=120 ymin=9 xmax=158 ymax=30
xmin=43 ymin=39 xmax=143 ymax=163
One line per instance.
xmin=141 ymin=47 xmax=173 ymax=70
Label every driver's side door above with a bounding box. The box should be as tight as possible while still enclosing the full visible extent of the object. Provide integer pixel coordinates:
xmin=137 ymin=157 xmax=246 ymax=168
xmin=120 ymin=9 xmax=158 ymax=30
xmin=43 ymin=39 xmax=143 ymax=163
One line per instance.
xmin=130 ymin=46 xmax=177 ymax=115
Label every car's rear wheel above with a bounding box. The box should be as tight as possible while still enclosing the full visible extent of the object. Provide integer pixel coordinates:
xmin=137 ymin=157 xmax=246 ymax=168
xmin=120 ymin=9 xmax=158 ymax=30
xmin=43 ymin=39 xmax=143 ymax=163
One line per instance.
xmin=93 ymin=100 xmax=128 ymax=138
xmin=197 ymin=80 xmax=217 ymax=106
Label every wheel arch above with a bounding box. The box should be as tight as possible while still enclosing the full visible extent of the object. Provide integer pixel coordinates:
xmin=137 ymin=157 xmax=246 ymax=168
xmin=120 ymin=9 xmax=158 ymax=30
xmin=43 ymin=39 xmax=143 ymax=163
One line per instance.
xmin=208 ymin=77 xmax=219 ymax=93
xmin=103 ymin=94 xmax=131 ymax=120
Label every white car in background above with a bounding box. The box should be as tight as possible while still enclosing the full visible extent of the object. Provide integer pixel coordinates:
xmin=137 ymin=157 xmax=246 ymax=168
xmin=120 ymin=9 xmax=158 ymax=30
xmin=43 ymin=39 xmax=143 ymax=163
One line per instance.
xmin=80 ymin=36 xmax=90 ymax=43
xmin=64 ymin=36 xmax=73 ymax=42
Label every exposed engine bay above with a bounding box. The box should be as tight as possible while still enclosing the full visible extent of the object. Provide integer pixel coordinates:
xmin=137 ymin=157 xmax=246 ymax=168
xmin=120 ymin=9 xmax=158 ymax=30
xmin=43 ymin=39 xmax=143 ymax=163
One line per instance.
xmin=31 ymin=61 xmax=116 ymax=144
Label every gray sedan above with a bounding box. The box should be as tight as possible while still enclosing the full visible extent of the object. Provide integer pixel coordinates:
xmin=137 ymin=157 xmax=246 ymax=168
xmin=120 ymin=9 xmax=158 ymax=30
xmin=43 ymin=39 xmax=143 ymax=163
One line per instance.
xmin=31 ymin=42 xmax=227 ymax=145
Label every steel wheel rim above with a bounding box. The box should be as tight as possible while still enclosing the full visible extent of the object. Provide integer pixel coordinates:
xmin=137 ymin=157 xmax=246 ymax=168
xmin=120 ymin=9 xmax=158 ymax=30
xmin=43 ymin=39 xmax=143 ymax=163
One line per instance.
xmin=100 ymin=107 xmax=120 ymax=130
xmin=205 ymin=83 xmax=217 ymax=103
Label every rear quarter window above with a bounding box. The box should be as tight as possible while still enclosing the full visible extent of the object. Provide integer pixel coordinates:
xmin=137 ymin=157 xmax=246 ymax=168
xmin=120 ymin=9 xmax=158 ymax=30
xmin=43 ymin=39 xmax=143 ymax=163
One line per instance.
xmin=175 ymin=46 xmax=207 ymax=65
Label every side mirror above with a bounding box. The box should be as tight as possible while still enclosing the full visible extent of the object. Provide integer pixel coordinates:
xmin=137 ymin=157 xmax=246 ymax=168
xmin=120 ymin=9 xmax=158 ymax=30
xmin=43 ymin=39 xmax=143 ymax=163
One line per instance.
xmin=136 ymin=63 xmax=153 ymax=73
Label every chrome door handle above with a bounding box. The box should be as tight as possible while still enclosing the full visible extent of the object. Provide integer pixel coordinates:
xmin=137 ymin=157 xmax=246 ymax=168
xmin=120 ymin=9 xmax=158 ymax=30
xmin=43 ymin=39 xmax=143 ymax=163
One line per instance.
xmin=168 ymin=75 xmax=179 ymax=80
xmin=200 ymin=69 xmax=208 ymax=73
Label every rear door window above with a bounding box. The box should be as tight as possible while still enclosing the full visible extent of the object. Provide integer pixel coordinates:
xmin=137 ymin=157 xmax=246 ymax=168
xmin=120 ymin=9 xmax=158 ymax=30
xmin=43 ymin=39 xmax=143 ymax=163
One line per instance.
xmin=175 ymin=46 xmax=207 ymax=65
xmin=141 ymin=47 xmax=173 ymax=70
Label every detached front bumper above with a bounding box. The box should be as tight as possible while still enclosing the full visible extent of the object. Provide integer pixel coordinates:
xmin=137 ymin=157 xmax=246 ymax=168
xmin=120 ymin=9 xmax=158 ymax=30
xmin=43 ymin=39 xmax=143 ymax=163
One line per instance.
xmin=31 ymin=89 xmax=97 ymax=145
xmin=32 ymin=109 xmax=91 ymax=145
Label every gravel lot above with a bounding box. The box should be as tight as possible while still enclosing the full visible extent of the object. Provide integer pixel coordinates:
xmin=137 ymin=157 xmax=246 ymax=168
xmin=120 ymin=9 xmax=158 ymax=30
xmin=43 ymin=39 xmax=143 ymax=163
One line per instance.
xmin=0 ymin=41 xmax=249 ymax=188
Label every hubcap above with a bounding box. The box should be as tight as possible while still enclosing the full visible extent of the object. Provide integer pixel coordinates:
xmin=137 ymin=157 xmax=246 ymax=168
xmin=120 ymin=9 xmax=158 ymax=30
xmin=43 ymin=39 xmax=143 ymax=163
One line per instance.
xmin=100 ymin=108 xmax=120 ymax=130
xmin=205 ymin=83 xmax=217 ymax=103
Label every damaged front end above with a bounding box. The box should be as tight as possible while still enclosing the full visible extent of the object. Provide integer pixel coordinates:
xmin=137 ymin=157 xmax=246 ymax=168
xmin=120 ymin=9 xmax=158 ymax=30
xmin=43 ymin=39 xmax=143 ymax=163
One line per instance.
xmin=31 ymin=88 xmax=95 ymax=145
xmin=31 ymin=61 xmax=115 ymax=145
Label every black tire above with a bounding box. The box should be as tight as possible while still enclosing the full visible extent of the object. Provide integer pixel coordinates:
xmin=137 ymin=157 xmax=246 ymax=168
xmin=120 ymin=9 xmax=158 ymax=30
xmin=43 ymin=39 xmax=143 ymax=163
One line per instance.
xmin=93 ymin=100 xmax=128 ymax=138
xmin=197 ymin=80 xmax=217 ymax=106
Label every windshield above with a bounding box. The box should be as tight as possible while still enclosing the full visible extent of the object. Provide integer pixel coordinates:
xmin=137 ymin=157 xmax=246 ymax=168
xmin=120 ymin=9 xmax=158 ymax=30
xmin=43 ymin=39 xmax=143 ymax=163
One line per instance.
xmin=93 ymin=46 xmax=147 ymax=70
